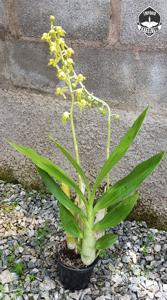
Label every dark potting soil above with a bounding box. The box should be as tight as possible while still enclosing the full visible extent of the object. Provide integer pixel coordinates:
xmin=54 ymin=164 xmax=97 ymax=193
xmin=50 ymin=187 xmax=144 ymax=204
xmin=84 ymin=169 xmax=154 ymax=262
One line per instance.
xmin=58 ymin=241 xmax=87 ymax=269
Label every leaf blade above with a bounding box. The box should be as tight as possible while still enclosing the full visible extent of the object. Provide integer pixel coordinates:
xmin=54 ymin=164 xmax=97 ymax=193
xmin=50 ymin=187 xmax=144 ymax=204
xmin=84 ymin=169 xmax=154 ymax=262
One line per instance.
xmin=96 ymin=234 xmax=118 ymax=250
xmin=94 ymin=192 xmax=139 ymax=232
xmin=94 ymin=151 xmax=165 ymax=213
xmin=92 ymin=107 xmax=148 ymax=193
xmin=49 ymin=135 xmax=90 ymax=191
xmin=37 ymin=168 xmax=86 ymax=221
xmin=60 ymin=204 xmax=83 ymax=238
xmin=9 ymin=141 xmax=86 ymax=203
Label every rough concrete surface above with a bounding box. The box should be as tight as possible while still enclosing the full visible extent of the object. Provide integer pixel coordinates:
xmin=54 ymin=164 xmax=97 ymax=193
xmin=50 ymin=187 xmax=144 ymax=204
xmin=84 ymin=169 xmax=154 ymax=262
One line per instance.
xmin=0 ymin=85 xmax=166 ymax=230
xmin=0 ymin=0 xmax=7 ymax=40
xmin=7 ymin=40 xmax=167 ymax=111
xmin=0 ymin=40 xmax=7 ymax=79
xmin=7 ymin=40 xmax=57 ymax=91
xmin=0 ymin=0 xmax=6 ymax=26
xmin=15 ymin=0 xmax=110 ymax=41
xmin=120 ymin=0 xmax=167 ymax=49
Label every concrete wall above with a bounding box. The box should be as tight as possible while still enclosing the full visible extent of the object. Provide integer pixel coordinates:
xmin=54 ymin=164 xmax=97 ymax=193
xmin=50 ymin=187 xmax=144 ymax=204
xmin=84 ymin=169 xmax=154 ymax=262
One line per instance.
xmin=0 ymin=0 xmax=167 ymax=229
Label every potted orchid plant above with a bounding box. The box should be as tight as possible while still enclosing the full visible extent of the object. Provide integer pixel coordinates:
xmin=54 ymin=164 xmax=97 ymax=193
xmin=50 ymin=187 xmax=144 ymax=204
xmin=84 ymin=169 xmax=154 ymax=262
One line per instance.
xmin=9 ymin=16 xmax=164 ymax=291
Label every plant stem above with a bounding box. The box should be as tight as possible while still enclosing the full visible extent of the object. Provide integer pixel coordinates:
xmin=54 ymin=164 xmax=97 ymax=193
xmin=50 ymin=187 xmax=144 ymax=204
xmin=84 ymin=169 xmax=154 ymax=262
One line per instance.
xmin=79 ymin=81 xmax=111 ymax=190
xmin=57 ymin=42 xmax=83 ymax=193
xmin=68 ymin=76 xmax=82 ymax=192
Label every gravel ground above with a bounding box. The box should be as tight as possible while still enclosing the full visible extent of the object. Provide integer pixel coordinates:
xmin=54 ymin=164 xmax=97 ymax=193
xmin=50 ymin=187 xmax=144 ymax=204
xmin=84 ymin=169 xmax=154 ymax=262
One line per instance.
xmin=0 ymin=180 xmax=167 ymax=300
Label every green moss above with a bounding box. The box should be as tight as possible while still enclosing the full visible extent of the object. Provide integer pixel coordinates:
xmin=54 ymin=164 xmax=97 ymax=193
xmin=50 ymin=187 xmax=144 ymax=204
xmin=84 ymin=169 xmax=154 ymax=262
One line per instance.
xmin=0 ymin=167 xmax=17 ymax=183
xmin=129 ymin=208 xmax=167 ymax=232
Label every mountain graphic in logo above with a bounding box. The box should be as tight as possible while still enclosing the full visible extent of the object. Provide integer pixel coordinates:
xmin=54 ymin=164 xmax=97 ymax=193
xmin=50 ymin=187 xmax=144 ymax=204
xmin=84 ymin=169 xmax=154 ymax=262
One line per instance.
xmin=137 ymin=7 xmax=162 ymax=37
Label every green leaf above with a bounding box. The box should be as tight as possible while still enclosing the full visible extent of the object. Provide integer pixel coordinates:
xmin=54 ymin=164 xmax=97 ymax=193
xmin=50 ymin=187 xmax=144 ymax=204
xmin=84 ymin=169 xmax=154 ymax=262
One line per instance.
xmin=60 ymin=204 xmax=83 ymax=238
xmin=9 ymin=141 xmax=86 ymax=203
xmin=49 ymin=135 xmax=90 ymax=191
xmin=94 ymin=151 xmax=165 ymax=213
xmin=92 ymin=107 xmax=148 ymax=194
xmin=94 ymin=192 xmax=139 ymax=232
xmin=37 ymin=168 xmax=86 ymax=221
xmin=96 ymin=234 xmax=118 ymax=250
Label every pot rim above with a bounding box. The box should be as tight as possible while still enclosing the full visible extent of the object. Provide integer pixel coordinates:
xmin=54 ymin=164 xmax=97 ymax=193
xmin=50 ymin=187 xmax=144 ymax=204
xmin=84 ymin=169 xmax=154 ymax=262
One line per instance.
xmin=57 ymin=255 xmax=99 ymax=272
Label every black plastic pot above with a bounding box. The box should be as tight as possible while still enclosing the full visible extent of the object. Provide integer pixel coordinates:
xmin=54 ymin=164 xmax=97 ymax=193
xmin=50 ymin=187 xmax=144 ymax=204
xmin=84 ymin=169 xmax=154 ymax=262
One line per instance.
xmin=57 ymin=257 xmax=98 ymax=291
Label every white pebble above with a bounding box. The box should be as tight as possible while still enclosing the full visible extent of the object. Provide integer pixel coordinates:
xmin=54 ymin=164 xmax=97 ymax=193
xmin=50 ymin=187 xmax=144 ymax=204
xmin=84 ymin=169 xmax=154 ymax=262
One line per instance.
xmin=154 ymin=244 xmax=161 ymax=252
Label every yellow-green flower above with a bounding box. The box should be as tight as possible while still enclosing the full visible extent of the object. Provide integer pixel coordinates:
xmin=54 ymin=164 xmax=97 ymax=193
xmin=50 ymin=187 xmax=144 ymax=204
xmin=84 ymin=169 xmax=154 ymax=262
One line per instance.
xmin=66 ymin=48 xmax=74 ymax=57
xmin=77 ymin=74 xmax=86 ymax=82
xmin=62 ymin=111 xmax=70 ymax=126
xmin=41 ymin=32 xmax=50 ymax=42
xmin=49 ymin=29 xmax=56 ymax=38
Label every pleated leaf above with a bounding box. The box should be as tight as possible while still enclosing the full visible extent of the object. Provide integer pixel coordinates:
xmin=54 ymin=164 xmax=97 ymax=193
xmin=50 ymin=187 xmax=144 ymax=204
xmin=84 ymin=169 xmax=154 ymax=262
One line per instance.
xmin=92 ymin=107 xmax=148 ymax=194
xmin=9 ymin=142 xmax=85 ymax=202
xmin=49 ymin=136 xmax=90 ymax=191
xmin=60 ymin=204 xmax=83 ymax=238
xmin=94 ymin=151 xmax=165 ymax=213
xmin=37 ymin=168 xmax=86 ymax=221
xmin=96 ymin=234 xmax=118 ymax=250
xmin=94 ymin=193 xmax=139 ymax=232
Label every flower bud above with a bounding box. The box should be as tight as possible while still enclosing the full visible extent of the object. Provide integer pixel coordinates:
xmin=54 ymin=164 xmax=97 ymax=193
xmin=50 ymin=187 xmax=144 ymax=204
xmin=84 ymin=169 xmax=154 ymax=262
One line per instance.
xmin=49 ymin=29 xmax=56 ymax=38
xmin=81 ymin=99 xmax=87 ymax=107
xmin=50 ymin=15 xmax=56 ymax=22
xmin=58 ymin=70 xmax=66 ymax=80
xmin=48 ymin=58 xmax=54 ymax=66
xmin=72 ymin=83 xmax=77 ymax=89
xmin=56 ymin=87 xmax=66 ymax=99
xmin=62 ymin=111 xmax=70 ymax=126
xmin=41 ymin=33 xmax=49 ymax=42
xmin=77 ymin=74 xmax=86 ymax=82
xmin=55 ymin=87 xmax=62 ymax=95
xmin=50 ymin=43 xmax=57 ymax=53
xmin=56 ymin=26 xmax=66 ymax=36
xmin=59 ymin=38 xmax=65 ymax=47
xmin=66 ymin=48 xmax=74 ymax=57
xmin=76 ymin=88 xmax=83 ymax=96
xmin=67 ymin=58 xmax=74 ymax=65
xmin=99 ymin=107 xmax=106 ymax=116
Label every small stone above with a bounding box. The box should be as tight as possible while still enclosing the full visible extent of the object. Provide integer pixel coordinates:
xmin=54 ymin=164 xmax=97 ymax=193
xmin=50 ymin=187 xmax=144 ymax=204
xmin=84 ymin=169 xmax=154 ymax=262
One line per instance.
xmin=154 ymin=244 xmax=161 ymax=252
xmin=122 ymin=255 xmax=131 ymax=263
xmin=105 ymin=281 xmax=110 ymax=288
xmin=163 ymin=284 xmax=167 ymax=292
xmin=105 ymin=295 xmax=112 ymax=300
xmin=129 ymin=251 xmax=137 ymax=264
xmin=28 ymin=229 xmax=35 ymax=237
xmin=129 ymin=283 xmax=138 ymax=292
xmin=126 ymin=242 xmax=132 ymax=249
xmin=155 ymin=291 xmax=166 ymax=299
xmin=121 ymin=296 xmax=131 ymax=300
xmin=54 ymin=292 xmax=59 ymax=300
xmin=112 ymin=274 xmax=123 ymax=285
xmin=18 ymin=246 xmax=24 ymax=253
xmin=144 ymin=279 xmax=154 ymax=288
xmin=32 ymin=268 xmax=39 ymax=273
xmin=39 ymin=277 xmax=56 ymax=291
xmin=132 ymin=235 xmax=138 ymax=241
xmin=69 ymin=292 xmax=80 ymax=300
xmin=130 ymin=295 xmax=137 ymax=300
xmin=132 ymin=267 xmax=141 ymax=276
xmin=20 ymin=191 xmax=26 ymax=196
xmin=0 ymin=270 xmax=18 ymax=284
xmin=41 ymin=292 xmax=50 ymax=300
xmin=145 ymin=255 xmax=154 ymax=262
xmin=137 ymin=290 xmax=147 ymax=298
